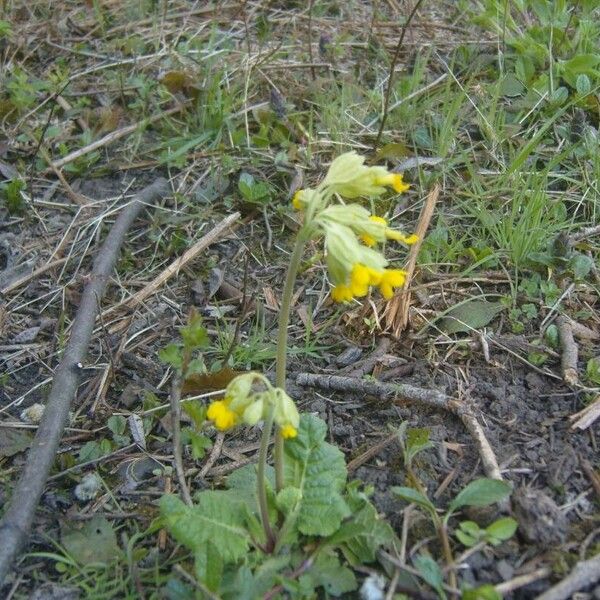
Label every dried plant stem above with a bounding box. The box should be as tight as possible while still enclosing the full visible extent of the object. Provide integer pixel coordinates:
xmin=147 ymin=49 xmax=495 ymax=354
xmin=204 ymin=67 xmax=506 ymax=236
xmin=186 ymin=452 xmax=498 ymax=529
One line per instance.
xmin=0 ymin=179 xmax=169 ymax=585
xmin=372 ymin=0 xmax=427 ymax=152
xmin=170 ymin=374 xmax=192 ymax=506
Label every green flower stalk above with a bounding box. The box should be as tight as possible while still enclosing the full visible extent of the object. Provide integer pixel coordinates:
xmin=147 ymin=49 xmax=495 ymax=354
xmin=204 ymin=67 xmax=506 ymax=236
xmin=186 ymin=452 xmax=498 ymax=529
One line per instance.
xmin=205 ymin=151 xmax=414 ymax=548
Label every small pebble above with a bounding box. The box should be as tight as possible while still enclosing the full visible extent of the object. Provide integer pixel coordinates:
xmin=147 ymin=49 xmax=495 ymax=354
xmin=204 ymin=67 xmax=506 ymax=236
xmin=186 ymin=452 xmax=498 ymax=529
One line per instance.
xmin=74 ymin=473 xmax=102 ymax=502
xmin=20 ymin=403 xmax=45 ymax=424
xmin=360 ymin=574 xmax=385 ymax=600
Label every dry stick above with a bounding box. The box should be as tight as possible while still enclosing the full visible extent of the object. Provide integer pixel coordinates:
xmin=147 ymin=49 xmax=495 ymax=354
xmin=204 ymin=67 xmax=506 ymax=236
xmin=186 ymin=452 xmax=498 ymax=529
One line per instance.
xmin=47 ymin=104 xmax=186 ymax=171
xmin=535 ymin=552 xmax=600 ymax=600
xmin=296 ymin=372 xmax=502 ymax=480
xmin=495 ymin=567 xmax=551 ymax=595
xmin=103 ymin=212 xmax=241 ymax=332
xmin=0 ymin=178 xmax=169 ymax=585
xmin=1 ymin=256 xmax=69 ymax=295
xmin=372 ymin=0 xmax=427 ymax=152
xmin=384 ymin=184 xmax=440 ymax=336
xmin=170 ymin=374 xmax=193 ymax=507
xmin=556 ymin=315 xmax=579 ymax=385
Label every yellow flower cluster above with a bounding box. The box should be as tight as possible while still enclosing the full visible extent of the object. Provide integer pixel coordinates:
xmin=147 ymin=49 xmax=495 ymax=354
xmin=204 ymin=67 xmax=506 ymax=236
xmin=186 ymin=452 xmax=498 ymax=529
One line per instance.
xmin=290 ymin=152 xmax=417 ymax=304
xmin=205 ymin=373 xmax=299 ymax=438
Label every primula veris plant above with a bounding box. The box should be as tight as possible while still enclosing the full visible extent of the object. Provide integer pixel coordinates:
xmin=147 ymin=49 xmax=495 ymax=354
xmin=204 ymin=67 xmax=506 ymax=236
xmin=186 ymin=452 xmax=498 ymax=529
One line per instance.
xmin=160 ymin=152 xmax=414 ymax=596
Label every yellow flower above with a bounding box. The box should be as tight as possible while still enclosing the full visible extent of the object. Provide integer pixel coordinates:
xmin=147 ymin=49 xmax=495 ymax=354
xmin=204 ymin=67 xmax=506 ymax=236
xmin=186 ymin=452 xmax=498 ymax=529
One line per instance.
xmin=280 ymin=424 xmax=297 ymax=439
xmin=361 ymin=216 xmax=387 ymax=247
xmin=331 ymin=285 xmax=354 ymax=303
xmin=378 ymin=269 xmax=407 ymax=299
xmin=386 ymin=231 xmax=419 ymax=245
xmin=373 ymin=172 xmax=410 ymax=194
xmin=292 ymin=190 xmax=304 ymax=210
xmin=207 ymin=400 xmax=238 ymax=431
xmin=321 ymin=152 xmax=410 ymax=199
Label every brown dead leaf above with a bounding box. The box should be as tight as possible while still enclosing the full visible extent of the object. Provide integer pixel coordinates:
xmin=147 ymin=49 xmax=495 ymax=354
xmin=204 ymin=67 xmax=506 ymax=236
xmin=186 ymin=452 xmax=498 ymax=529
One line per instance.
xmin=182 ymin=367 xmax=243 ymax=396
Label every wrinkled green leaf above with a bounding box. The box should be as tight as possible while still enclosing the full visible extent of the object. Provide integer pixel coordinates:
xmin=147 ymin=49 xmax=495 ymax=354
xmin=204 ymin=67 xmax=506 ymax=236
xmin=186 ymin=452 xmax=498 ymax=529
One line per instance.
xmin=181 ymin=428 xmax=212 ymax=460
xmin=576 ymin=74 xmax=592 ymax=95
xmin=569 ymin=253 xmax=593 ymax=280
xmin=160 ymin=492 xmax=250 ymax=562
xmin=332 ymin=482 xmax=396 ymax=564
xmin=308 ymin=551 xmax=357 ymax=596
xmin=440 ymin=300 xmax=503 ymax=334
xmin=284 ymin=415 xmax=349 ymax=536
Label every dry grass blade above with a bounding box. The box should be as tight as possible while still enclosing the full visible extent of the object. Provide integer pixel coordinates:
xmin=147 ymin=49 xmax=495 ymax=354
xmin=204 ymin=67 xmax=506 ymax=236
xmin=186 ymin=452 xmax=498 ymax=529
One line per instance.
xmin=384 ymin=183 xmax=440 ymax=336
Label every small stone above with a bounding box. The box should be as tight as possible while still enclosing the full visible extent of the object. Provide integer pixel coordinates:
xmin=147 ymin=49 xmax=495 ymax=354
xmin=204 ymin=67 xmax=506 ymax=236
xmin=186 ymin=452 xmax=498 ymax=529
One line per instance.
xmin=335 ymin=345 xmax=363 ymax=366
xmin=496 ymin=559 xmax=514 ymax=581
xmin=360 ymin=574 xmax=385 ymax=600
xmin=74 ymin=472 xmax=102 ymax=502
xmin=513 ymin=487 xmax=568 ymax=545
xmin=20 ymin=403 xmax=45 ymax=424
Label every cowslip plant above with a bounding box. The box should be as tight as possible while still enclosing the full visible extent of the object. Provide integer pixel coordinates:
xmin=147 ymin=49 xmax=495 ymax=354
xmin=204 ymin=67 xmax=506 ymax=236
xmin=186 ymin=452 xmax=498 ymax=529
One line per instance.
xmin=159 ymin=152 xmax=415 ymax=596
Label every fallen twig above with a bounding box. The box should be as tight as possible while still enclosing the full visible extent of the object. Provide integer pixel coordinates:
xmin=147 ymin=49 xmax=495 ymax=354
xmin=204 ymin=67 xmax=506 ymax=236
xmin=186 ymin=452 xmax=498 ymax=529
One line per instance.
xmin=343 ymin=337 xmax=391 ymax=377
xmin=556 ymin=316 xmax=579 ymax=385
xmin=296 ymin=372 xmax=502 ymax=480
xmin=495 ymin=567 xmax=551 ymax=595
xmin=569 ymin=395 xmax=600 ymax=431
xmin=47 ymin=104 xmax=186 ymax=171
xmin=535 ymin=552 xmax=600 ymax=600
xmin=0 ymin=178 xmax=169 ymax=585
xmin=102 ymin=212 xmax=240 ymax=331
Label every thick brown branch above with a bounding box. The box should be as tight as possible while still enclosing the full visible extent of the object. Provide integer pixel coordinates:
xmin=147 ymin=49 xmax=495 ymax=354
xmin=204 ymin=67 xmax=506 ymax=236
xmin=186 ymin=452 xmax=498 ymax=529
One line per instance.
xmin=0 ymin=178 xmax=169 ymax=584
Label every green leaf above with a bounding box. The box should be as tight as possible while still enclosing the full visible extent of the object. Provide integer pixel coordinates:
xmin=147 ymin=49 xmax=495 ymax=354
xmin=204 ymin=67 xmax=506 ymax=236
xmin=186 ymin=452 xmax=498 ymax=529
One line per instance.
xmin=413 ymin=555 xmax=445 ymax=598
xmin=455 ymin=521 xmax=482 ymax=547
xmin=227 ymin=463 xmax=276 ymax=517
xmin=439 ymin=300 xmax=503 ymax=334
xmin=107 ymin=415 xmax=126 ymax=436
xmin=195 ymin=541 xmax=222 ymax=592
xmin=499 ymin=73 xmax=525 ymax=97
xmin=455 ymin=529 xmax=479 ymax=547
xmin=332 ymin=483 xmax=396 ymax=564
xmin=391 ymin=486 xmax=437 ymax=518
xmin=405 ymin=427 xmax=434 ymax=463
xmin=550 ymin=86 xmax=569 ymax=106
xmin=181 ymin=314 xmax=209 ymax=351
xmin=238 ymin=172 xmax=255 ymax=198
xmin=485 ymin=517 xmax=518 ymax=545
xmin=448 ymin=479 xmax=512 ymax=515
xmin=462 ymin=584 xmax=502 ymax=600
xmin=308 ymin=551 xmax=357 ymax=596
xmin=276 ymin=487 xmax=302 ymax=515
xmin=569 ymin=253 xmax=593 ymax=280
xmin=576 ymin=74 xmax=592 ymax=95
xmin=181 ymin=428 xmax=212 ymax=460
xmin=160 ymin=492 xmax=250 ymax=562
xmin=60 ymin=517 xmax=120 ymax=565
xmin=284 ymin=414 xmax=349 ymax=536
xmin=0 ymin=428 xmax=32 ymax=457
xmin=159 ymin=344 xmax=183 ymax=369
xmin=181 ymin=400 xmax=207 ymax=429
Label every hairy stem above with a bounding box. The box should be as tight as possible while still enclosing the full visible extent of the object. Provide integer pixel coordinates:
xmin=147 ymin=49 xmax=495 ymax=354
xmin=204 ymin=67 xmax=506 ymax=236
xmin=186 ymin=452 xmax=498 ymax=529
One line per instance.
xmin=274 ymin=235 xmax=307 ymax=490
xmin=257 ymin=405 xmax=276 ymax=552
